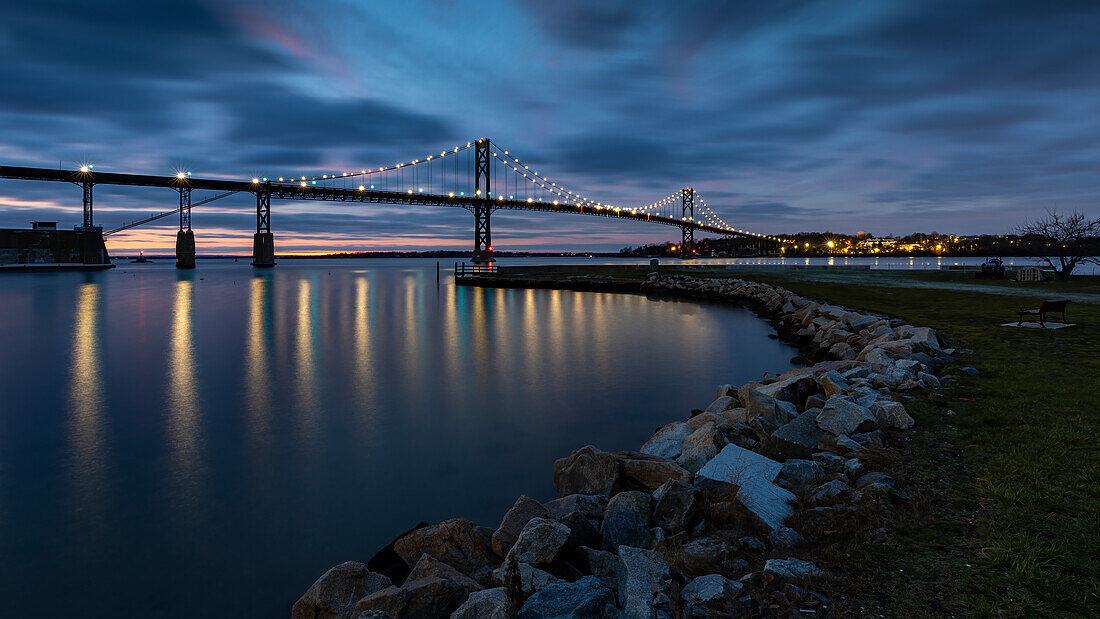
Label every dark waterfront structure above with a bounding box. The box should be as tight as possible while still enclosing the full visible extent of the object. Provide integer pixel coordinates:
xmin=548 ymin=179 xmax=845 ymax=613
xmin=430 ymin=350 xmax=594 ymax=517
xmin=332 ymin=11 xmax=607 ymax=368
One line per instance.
xmin=0 ymin=222 xmax=113 ymax=270
xmin=0 ymin=139 xmax=783 ymax=268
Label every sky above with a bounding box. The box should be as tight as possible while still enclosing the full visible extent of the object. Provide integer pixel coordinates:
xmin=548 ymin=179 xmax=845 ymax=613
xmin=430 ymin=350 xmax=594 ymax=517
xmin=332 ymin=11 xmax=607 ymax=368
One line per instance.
xmin=1 ymin=0 xmax=1099 ymax=254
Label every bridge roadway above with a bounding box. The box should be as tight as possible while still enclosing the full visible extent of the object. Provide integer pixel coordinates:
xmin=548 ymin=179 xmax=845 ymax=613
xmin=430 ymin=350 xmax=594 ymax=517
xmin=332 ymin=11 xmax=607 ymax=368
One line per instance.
xmin=2 ymin=162 xmax=774 ymax=266
xmin=0 ymin=165 xmax=739 ymax=235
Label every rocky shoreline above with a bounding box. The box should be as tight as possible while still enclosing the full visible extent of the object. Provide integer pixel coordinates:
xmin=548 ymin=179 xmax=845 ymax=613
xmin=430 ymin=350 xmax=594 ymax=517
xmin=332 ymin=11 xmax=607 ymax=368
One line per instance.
xmin=293 ymin=273 xmax=958 ymax=618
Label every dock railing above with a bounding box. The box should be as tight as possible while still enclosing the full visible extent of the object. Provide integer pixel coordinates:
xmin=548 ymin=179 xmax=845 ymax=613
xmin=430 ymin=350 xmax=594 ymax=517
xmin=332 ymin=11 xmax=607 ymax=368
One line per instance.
xmin=454 ymin=262 xmax=498 ymax=278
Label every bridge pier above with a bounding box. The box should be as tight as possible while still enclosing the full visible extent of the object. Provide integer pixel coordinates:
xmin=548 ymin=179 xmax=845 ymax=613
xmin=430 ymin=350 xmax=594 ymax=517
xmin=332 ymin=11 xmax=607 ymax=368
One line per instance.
xmin=251 ymin=182 xmax=275 ymax=268
xmin=175 ymin=230 xmax=196 ymax=268
xmin=176 ymin=187 xmax=195 ymax=268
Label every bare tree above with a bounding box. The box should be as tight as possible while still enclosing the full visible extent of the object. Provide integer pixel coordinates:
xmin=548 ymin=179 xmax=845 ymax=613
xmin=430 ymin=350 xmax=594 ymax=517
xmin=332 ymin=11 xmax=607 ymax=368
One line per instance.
xmin=1017 ymin=209 xmax=1100 ymax=280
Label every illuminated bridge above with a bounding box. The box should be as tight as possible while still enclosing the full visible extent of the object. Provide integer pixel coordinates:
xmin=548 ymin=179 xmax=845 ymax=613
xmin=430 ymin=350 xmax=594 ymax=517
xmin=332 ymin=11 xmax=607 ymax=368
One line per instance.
xmin=0 ymin=138 xmax=782 ymax=268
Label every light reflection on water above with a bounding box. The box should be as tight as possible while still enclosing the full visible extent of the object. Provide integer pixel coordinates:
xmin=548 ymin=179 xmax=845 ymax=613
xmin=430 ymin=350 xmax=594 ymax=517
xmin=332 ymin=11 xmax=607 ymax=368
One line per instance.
xmin=166 ymin=276 xmax=204 ymax=517
xmin=0 ymin=259 xmax=796 ymax=617
xmin=68 ymin=282 xmax=107 ymax=526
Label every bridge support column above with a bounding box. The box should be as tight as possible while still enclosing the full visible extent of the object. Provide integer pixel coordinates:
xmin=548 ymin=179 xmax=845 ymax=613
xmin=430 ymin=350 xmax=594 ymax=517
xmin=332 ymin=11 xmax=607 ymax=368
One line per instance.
xmin=471 ymin=138 xmax=494 ymax=263
xmin=176 ymin=187 xmax=195 ymax=268
xmin=81 ymin=176 xmax=94 ymax=228
xmin=681 ymin=188 xmax=695 ymax=258
xmin=471 ymin=204 xmax=493 ymax=263
xmin=252 ymin=182 xmax=275 ymax=268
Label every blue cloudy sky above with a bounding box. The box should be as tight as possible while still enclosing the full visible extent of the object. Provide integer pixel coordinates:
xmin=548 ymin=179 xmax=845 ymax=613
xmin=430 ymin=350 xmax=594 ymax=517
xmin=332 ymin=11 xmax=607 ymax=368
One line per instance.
xmin=1 ymin=0 xmax=1098 ymax=253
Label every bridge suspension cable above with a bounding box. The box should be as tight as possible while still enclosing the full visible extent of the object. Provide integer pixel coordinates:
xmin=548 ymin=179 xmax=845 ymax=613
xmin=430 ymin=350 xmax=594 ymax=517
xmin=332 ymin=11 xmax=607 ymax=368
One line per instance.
xmin=104 ymin=190 xmax=240 ymax=235
xmin=248 ymin=137 xmax=783 ymax=241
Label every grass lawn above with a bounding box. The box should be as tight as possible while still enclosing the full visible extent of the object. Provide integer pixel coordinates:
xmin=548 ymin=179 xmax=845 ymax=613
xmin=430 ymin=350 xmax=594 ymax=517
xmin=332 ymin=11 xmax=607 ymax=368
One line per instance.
xmin=695 ymin=268 xmax=1100 ymax=616
xmin=486 ymin=265 xmax=1100 ymax=616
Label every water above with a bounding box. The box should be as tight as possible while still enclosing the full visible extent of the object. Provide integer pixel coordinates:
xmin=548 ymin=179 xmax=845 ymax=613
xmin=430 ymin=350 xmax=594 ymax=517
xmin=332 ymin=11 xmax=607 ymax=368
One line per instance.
xmin=0 ymin=259 xmax=796 ymax=617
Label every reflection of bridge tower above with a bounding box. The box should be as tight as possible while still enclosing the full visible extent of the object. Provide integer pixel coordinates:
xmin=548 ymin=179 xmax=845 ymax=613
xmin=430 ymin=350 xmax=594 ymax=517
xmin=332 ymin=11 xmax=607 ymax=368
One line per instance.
xmin=681 ymin=188 xmax=694 ymax=257
xmin=471 ymin=139 xmax=493 ymax=263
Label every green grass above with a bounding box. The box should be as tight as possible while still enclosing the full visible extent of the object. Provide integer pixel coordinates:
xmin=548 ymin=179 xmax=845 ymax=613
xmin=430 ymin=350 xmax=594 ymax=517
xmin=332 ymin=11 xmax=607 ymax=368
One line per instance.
xmin=483 ymin=266 xmax=1100 ymax=616
xmin=701 ymin=269 xmax=1100 ymax=616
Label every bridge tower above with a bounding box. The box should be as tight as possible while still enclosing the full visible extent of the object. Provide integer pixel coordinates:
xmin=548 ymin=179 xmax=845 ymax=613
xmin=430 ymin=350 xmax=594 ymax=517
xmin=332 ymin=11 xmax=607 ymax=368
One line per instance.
xmin=471 ymin=138 xmax=494 ymax=263
xmin=251 ymin=181 xmax=275 ymax=267
xmin=175 ymin=185 xmax=196 ymax=269
xmin=681 ymin=187 xmax=695 ymax=258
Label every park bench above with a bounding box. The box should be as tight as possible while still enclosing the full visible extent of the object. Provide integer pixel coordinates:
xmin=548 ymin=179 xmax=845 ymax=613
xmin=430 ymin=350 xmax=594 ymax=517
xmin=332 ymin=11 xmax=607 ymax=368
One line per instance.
xmin=1017 ymin=298 xmax=1072 ymax=327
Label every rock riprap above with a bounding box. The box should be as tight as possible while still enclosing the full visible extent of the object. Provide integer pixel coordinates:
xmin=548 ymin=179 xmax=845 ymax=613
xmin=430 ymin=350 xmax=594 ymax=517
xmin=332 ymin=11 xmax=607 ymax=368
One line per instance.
xmin=294 ymin=274 xmax=950 ymax=617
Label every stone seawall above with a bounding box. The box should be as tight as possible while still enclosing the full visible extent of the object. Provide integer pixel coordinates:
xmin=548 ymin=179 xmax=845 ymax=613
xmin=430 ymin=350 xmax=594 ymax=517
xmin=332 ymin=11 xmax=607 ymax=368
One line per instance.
xmin=292 ymin=273 xmax=954 ymax=618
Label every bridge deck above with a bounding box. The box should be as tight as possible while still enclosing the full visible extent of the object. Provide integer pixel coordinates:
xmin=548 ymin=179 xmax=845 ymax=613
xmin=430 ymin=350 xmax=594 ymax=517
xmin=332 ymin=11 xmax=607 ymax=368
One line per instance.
xmin=0 ymin=165 xmax=743 ymax=237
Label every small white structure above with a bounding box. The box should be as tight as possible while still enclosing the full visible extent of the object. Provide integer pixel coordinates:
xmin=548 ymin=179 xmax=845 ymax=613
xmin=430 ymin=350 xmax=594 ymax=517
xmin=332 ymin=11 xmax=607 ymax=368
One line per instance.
xmin=1018 ymin=267 xmax=1042 ymax=282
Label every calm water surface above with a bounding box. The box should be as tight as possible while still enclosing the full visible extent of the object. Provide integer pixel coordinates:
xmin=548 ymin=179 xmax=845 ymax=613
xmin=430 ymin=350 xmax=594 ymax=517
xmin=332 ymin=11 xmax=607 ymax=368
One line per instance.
xmin=0 ymin=259 xmax=795 ymax=617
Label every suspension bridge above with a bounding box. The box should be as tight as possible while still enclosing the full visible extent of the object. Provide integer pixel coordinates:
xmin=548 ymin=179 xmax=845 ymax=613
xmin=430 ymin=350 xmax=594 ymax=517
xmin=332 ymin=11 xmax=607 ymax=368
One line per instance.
xmin=0 ymin=138 xmax=781 ymax=268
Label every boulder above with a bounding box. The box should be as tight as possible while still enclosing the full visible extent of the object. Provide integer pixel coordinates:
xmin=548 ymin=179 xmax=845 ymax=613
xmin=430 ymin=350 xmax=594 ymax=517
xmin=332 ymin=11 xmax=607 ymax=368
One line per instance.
xmin=826 ymin=328 xmax=854 ymax=345
xmin=517 ymin=575 xmax=614 ymax=618
xmin=703 ymin=395 xmax=737 ymax=414
xmin=739 ymin=388 xmax=794 ymax=427
xmin=560 ymin=511 xmax=601 ymax=549
xmin=492 ymin=495 xmax=551 ymax=557
xmin=696 ymin=444 xmax=794 ymax=531
xmin=764 ymin=409 xmax=822 ymax=460
xmin=778 ymin=459 xmax=825 ymax=487
xmin=816 ymin=396 xmax=877 ymax=436
xmin=291 ymin=561 xmax=391 ymax=619
xmin=819 ymin=371 xmax=849 ymax=397
xmin=767 ymin=525 xmax=804 ymax=550
xmin=697 ymin=443 xmax=782 ymax=485
xmin=852 ymin=429 xmax=887 ymax=448
xmin=842 ymin=458 xmax=864 ymax=477
xmin=507 ymin=517 xmax=570 ymax=565
xmin=553 ymin=446 xmax=620 ymax=496
xmin=618 ymin=546 xmax=672 ymax=619
xmin=367 ymin=522 xmax=428 ymax=585
xmin=831 ymin=434 xmax=865 ymax=453
xmin=855 ymin=471 xmax=896 ymax=490
xmin=804 ymin=394 xmax=827 ymax=410
xmin=354 ymin=575 xmax=467 ymax=618
xmin=492 ymin=560 xmax=563 ymax=598
xmin=651 ymin=479 xmax=702 ymax=534
xmin=407 ymin=554 xmax=483 ymax=595
xmin=659 ymin=535 xmax=733 ymax=579
xmin=810 ymin=479 xmax=851 ymax=505
xmin=575 ymin=547 xmax=621 ymax=592
xmin=908 ymin=326 xmax=942 ymax=351
xmin=617 ymin=452 xmax=692 ymax=492
xmin=553 ymin=446 xmax=690 ymax=496
xmin=602 ymin=491 xmax=652 ymax=550
xmin=676 ymin=422 xmax=722 ymax=473
xmin=812 ymin=452 xmax=845 ymax=470
xmin=639 ymin=422 xmax=692 ymax=460
xmin=830 ymin=341 xmax=856 ymax=360
xmin=450 ymin=587 xmax=515 ymax=619
xmin=543 ymin=494 xmax=607 ymax=521
xmin=763 ymin=557 xmax=824 ymax=581
xmin=687 ymin=411 xmax=722 ymax=431
xmin=681 ymin=574 xmax=744 ymax=616
xmin=918 ymin=372 xmax=942 ymax=388
xmin=392 ymin=518 xmax=499 ymax=587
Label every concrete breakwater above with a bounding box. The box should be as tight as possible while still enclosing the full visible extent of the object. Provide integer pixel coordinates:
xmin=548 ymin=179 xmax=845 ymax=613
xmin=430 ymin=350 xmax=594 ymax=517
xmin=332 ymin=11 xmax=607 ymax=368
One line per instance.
xmin=293 ymin=273 xmax=954 ymax=618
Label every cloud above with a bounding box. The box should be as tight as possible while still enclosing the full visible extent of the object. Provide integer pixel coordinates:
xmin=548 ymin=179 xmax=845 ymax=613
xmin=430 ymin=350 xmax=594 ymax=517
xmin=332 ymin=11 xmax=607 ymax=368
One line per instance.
xmin=2 ymin=0 xmax=1100 ymax=247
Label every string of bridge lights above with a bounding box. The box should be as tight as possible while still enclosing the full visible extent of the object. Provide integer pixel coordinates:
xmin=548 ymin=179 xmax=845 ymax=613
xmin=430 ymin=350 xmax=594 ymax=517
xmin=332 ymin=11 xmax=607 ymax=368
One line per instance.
xmin=238 ymin=138 xmax=781 ymax=240
xmin=694 ymin=193 xmax=781 ymax=241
